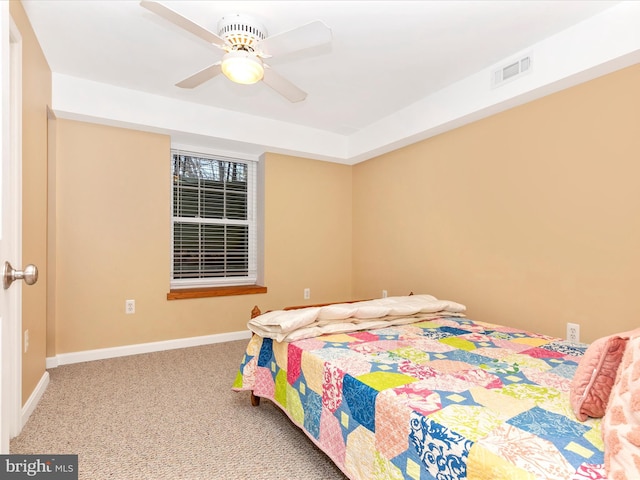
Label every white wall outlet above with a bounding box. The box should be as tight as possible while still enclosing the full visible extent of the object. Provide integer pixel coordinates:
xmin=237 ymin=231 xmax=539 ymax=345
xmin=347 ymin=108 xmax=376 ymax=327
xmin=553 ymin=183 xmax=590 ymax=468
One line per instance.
xmin=303 ymin=288 xmax=310 ymax=300
xmin=125 ymin=299 xmax=135 ymax=314
xmin=24 ymin=330 xmax=29 ymax=353
xmin=567 ymin=322 xmax=580 ymax=343
xmin=382 ymin=290 xmax=388 ymax=298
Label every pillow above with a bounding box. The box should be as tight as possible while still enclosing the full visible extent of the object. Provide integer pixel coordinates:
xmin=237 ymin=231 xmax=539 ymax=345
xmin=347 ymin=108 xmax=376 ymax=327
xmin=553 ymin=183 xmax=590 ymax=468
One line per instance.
xmin=249 ymin=307 xmax=320 ymax=332
xmin=375 ymin=296 xmax=424 ymax=316
xmin=602 ymin=335 xmax=640 ymax=479
xmin=353 ymin=305 xmax=391 ymax=319
xmin=570 ymin=328 xmax=640 ymax=421
xmin=399 ymin=295 xmax=467 ymax=314
xmin=317 ymin=303 xmax=358 ymax=321
xmin=570 ymin=334 xmax=628 ymax=421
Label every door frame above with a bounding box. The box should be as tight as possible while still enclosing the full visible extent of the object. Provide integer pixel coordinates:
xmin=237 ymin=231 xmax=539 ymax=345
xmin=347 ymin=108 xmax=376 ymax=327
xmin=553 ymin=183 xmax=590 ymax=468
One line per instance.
xmin=0 ymin=4 xmax=23 ymax=453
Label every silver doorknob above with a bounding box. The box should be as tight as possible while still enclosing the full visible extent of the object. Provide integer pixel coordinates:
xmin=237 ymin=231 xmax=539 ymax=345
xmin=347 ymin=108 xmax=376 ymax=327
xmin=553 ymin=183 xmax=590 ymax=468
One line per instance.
xmin=3 ymin=261 xmax=38 ymax=290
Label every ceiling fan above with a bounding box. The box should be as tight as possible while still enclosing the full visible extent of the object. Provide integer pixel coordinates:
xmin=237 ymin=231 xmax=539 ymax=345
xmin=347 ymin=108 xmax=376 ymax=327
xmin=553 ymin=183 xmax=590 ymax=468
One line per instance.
xmin=140 ymin=1 xmax=332 ymax=103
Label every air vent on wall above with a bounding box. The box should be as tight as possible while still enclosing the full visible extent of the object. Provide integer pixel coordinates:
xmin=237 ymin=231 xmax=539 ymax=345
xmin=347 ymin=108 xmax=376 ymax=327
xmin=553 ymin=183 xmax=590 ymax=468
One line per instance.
xmin=492 ymin=53 xmax=532 ymax=87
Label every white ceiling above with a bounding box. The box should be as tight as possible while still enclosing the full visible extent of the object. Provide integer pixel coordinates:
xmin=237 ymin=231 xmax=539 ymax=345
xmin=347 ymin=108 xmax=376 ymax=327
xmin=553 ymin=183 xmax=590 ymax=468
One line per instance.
xmin=20 ymin=1 xmax=640 ymax=164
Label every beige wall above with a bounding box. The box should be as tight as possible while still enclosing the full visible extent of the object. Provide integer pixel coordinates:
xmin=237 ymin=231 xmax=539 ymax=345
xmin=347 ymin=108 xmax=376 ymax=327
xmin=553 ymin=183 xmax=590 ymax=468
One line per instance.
xmin=51 ymin=122 xmax=353 ymax=353
xmin=353 ymin=63 xmax=640 ymax=343
xmin=263 ymin=153 xmax=353 ymax=309
xmin=10 ymin=0 xmax=51 ymax=405
xmin=47 ymin=63 xmax=640 ymax=354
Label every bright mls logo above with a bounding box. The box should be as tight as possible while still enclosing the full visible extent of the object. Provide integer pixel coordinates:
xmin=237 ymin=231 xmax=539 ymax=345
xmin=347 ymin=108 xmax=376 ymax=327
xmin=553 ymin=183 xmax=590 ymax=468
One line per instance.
xmin=1 ymin=455 xmax=77 ymax=479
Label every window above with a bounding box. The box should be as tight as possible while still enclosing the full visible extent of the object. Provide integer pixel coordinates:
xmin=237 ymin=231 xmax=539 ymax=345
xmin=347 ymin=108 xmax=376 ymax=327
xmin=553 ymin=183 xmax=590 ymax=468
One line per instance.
xmin=171 ymin=149 xmax=260 ymax=289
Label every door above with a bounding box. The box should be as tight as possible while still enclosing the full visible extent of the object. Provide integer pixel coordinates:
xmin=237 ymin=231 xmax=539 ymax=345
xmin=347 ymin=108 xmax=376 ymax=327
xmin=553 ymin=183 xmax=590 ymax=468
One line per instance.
xmin=0 ymin=5 xmax=23 ymax=453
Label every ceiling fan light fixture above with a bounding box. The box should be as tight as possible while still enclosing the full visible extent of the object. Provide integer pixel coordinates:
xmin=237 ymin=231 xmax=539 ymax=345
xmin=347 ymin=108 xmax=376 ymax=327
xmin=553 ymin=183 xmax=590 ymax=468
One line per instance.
xmin=221 ymin=51 xmax=264 ymax=85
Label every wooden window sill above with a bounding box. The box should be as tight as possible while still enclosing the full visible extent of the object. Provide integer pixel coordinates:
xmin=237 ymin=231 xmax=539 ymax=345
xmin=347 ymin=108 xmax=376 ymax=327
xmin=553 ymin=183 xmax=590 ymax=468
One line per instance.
xmin=167 ymin=285 xmax=267 ymax=300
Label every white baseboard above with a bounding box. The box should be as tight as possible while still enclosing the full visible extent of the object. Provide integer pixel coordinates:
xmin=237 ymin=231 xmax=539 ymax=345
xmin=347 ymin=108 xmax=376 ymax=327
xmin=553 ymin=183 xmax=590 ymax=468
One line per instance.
xmin=21 ymin=370 xmax=50 ymax=428
xmin=46 ymin=330 xmax=252 ymax=369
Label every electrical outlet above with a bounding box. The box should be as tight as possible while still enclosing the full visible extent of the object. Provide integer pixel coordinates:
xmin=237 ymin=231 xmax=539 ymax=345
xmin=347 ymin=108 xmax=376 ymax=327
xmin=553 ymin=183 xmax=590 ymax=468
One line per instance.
xmin=125 ymin=299 xmax=135 ymax=314
xmin=382 ymin=290 xmax=388 ymax=298
xmin=303 ymin=288 xmax=310 ymax=300
xmin=567 ymin=322 xmax=580 ymax=343
xmin=24 ymin=330 xmax=29 ymax=354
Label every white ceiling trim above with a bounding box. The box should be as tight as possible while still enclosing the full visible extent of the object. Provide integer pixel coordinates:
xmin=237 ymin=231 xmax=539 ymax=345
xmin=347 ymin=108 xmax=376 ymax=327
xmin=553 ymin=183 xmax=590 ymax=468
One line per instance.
xmin=50 ymin=1 xmax=640 ymax=165
xmin=51 ymin=73 xmax=349 ymax=162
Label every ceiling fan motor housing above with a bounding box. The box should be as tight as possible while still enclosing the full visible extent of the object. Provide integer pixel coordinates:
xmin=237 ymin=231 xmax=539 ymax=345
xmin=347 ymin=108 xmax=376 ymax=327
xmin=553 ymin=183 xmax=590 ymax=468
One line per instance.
xmin=218 ymin=14 xmax=267 ymax=52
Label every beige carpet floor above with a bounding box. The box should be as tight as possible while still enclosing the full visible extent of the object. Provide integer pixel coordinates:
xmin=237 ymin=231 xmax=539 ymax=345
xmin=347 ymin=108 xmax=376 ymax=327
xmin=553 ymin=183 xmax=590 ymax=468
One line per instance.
xmin=10 ymin=340 xmax=348 ymax=480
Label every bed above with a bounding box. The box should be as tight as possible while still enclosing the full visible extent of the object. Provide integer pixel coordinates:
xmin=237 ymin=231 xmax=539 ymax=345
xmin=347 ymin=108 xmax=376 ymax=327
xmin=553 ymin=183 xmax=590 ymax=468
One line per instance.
xmin=232 ymin=294 xmax=609 ymax=480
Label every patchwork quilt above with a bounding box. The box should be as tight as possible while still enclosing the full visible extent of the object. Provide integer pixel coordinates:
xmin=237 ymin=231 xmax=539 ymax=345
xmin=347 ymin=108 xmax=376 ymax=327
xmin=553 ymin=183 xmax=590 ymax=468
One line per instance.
xmin=233 ymin=315 xmax=606 ymax=480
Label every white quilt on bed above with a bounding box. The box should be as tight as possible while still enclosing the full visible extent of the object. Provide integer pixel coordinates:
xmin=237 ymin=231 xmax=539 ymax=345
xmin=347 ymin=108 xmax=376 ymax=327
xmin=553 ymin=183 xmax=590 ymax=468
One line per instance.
xmin=247 ymin=294 xmax=466 ymax=342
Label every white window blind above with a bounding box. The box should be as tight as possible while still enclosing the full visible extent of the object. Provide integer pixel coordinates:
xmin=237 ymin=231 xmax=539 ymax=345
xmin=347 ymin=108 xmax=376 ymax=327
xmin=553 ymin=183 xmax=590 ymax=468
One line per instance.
xmin=171 ymin=149 xmax=257 ymax=288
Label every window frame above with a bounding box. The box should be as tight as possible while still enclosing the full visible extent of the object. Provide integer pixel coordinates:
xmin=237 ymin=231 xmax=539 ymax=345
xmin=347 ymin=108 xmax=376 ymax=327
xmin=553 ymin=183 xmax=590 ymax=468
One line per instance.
xmin=169 ymin=145 xmax=265 ymax=296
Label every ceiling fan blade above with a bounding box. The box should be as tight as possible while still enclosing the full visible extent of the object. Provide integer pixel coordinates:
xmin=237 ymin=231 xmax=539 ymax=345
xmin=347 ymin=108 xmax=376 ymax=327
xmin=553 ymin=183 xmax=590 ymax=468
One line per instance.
xmin=176 ymin=63 xmax=223 ymax=88
xmin=262 ymin=66 xmax=307 ymax=103
xmin=140 ymin=0 xmax=226 ymax=48
xmin=258 ymin=20 xmax=332 ymax=58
